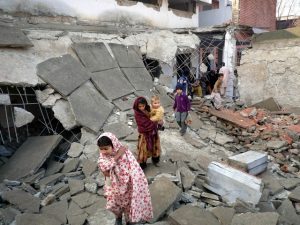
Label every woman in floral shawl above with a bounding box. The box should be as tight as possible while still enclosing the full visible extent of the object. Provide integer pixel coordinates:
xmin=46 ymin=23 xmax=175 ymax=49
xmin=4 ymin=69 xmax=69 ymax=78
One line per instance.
xmin=133 ymin=97 xmax=161 ymax=169
xmin=97 ymin=132 xmax=153 ymax=225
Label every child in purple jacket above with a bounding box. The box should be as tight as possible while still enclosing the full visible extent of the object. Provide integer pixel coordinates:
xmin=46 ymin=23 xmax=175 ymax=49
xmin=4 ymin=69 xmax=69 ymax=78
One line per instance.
xmin=173 ymin=84 xmax=191 ymax=136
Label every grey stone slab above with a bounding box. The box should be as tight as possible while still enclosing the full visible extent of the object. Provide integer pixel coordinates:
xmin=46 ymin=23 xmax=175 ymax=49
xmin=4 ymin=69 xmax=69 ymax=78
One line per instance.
xmin=15 ymin=213 xmax=61 ymax=225
xmin=0 ymin=135 xmax=62 ymax=181
xmin=41 ymin=200 xmax=68 ymax=224
xmin=0 ymin=94 xmax=11 ymax=105
xmin=83 ymin=198 xmax=106 ymax=215
xmin=68 ymin=142 xmax=84 ymax=158
xmin=68 ymin=81 xmax=114 ymax=132
xmin=39 ymin=173 xmax=64 ymax=187
xmin=82 ymin=159 xmax=98 ymax=177
xmin=149 ymin=176 xmax=182 ymax=223
xmin=0 ymin=26 xmax=33 ymax=48
xmin=52 ymin=99 xmax=77 ymax=130
xmin=37 ymin=54 xmax=90 ymax=97
xmin=45 ymin=160 xmax=63 ymax=176
xmin=2 ymin=190 xmax=40 ymax=213
xmin=113 ymin=97 xmax=135 ymax=111
xmin=14 ymin=107 xmax=34 ymax=127
xmin=72 ymin=192 xmax=100 ymax=209
xmin=0 ymin=207 xmax=20 ymax=225
xmin=211 ymin=207 xmax=235 ymax=225
xmin=103 ymin=122 xmax=134 ymax=139
xmin=109 ymin=43 xmax=145 ymax=68
xmin=280 ymin=178 xmax=300 ymax=190
xmin=168 ymin=205 xmax=221 ymax=225
xmin=122 ymin=67 xmax=153 ymax=91
xmin=231 ymin=212 xmax=279 ymax=225
xmin=252 ymin=97 xmax=281 ymax=111
xmin=68 ymin=213 xmax=88 ymax=225
xmin=228 ymin=151 xmax=268 ymax=172
xmin=87 ymin=208 xmax=115 ymax=225
xmin=266 ymin=140 xmax=287 ymax=149
xmin=277 ymin=199 xmax=300 ymax=225
xmin=91 ymin=68 xmax=134 ymax=100
xmin=261 ymin=171 xmax=284 ymax=195
xmin=178 ymin=167 xmax=196 ymax=191
xmin=62 ymin=158 xmax=80 ymax=173
xmin=72 ymin=42 xmax=118 ymax=72
xmin=67 ymin=201 xmax=84 ymax=217
xmin=289 ymin=186 xmax=300 ymax=202
xmin=206 ymin=161 xmax=263 ymax=205
xmin=51 ymin=184 xmax=70 ymax=198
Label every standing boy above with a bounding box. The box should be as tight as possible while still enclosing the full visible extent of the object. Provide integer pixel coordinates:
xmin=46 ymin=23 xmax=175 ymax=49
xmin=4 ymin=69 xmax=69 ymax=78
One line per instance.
xmin=173 ymin=84 xmax=191 ymax=136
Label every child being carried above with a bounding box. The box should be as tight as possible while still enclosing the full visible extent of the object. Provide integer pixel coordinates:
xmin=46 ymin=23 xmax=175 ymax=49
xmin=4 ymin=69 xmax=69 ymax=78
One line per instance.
xmin=150 ymin=95 xmax=165 ymax=131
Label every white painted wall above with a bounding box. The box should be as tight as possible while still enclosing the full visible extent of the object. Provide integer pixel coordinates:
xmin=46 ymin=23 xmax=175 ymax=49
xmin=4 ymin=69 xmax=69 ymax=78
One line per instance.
xmin=0 ymin=0 xmax=199 ymax=28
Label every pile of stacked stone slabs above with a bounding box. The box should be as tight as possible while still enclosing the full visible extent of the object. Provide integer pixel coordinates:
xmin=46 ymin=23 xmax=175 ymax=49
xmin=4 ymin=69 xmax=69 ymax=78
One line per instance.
xmin=228 ymin=151 xmax=268 ymax=175
xmin=109 ymin=43 xmax=153 ymax=91
xmin=37 ymin=54 xmax=90 ymax=97
xmin=0 ymin=135 xmax=62 ymax=181
xmin=68 ymin=81 xmax=114 ymax=133
xmin=0 ymin=25 xmax=33 ymax=48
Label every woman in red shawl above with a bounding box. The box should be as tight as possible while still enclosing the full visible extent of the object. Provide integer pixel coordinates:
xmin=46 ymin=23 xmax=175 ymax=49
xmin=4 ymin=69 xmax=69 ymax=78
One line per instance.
xmin=133 ymin=97 xmax=161 ymax=169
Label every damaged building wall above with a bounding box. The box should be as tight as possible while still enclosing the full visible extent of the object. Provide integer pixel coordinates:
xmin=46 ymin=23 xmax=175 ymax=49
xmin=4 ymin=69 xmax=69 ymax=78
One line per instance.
xmin=238 ymin=27 xmax=300 ymax=109
xmin=0 ymin=0 xmax=199 ymax=28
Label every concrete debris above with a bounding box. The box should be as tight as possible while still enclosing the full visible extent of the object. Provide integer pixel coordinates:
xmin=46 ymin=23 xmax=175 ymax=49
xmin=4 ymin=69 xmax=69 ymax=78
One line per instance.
xmin=68 ymin=81 xmax=114 ymax=132
xmin=0 ymin=25 xmax=33 ymax=48
xmin=15 ymin=213 xmax=61 ymax=225
xmin=61 ymin=158 xmax=80 ymax=173
xmin=0 ymin=135 xmax=62 ymax=181
xmin=122 ymin=67 xmax=153 ymax=91
xmin=169 ymin=205 xmax=221 ymax=225
xmin=37 ymin=54 xmax=90 ymax=97
xmin=178 ymin=167 xmax=196 ymax=191
xmin=231 ymin=212 xmax=279 ymax=225
xmin=289 ymin=186 xmax=300 ymax=202
xmin=13 ymin=107 xmax=35 ymax=128
xmin=0 ymin=93 xmax=11 ymax=105
xmin=71 ymin=192 xmax=100 ymax=209
xmin=103 ymin=122 xmax=134 ymax=139
xmin=41 ymin=93 xmax=62 ymax=108
xmin=206 ymin=161 xmax=263 ymax=205
xmin=149 ymin=177 xmax=182 ymax=223
xmin=35 ymin=87 xmax=55 ymax=104
xmin=228 ymin=151 xmax=268 ymax=175
xmin=252 ymin=97 xmax=281 ymax=112
xmin=67 ymin=142 xmax=84 ymax=158
xmin=45 ymin=161 xmax=63 ymax=176
xmin=69 ymin=179 xmax=85 ymax=196
xmin=0 ymin=207 xmax=21 ymax=225
xmin=41 ymin=200 xmax=68 ymax=224
xmin=277 ymin=199 xmax=300 ymax=225
xmin=211 ymin=206 xmax=235 ymax=225
xmin=80 ymin=127 xmax=97 ymax=145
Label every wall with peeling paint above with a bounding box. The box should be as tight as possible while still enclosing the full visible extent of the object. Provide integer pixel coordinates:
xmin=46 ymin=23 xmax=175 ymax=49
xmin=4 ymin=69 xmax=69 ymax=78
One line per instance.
xmin=238 ymin=31 xmax=300 ymax=109
xmin=0 ymin=0 xmax=199 ymax=28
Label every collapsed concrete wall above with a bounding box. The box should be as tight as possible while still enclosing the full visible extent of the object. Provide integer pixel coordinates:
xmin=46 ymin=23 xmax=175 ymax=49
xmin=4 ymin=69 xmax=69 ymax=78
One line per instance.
xmin=237 ymin=27 xmax=300 ymax=109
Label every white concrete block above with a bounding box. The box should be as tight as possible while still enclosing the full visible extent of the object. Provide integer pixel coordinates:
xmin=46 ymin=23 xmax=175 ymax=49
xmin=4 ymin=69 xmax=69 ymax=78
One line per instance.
xmin=228 ymin=151 xmax=267 ymax=172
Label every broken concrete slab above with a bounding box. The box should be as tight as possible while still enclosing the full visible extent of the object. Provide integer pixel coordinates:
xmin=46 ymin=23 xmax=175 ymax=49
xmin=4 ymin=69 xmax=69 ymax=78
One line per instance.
xmin=289 ymin=186 xmax=300 ymax=202
xmin=109 ymin=43 xmax=145 ymax=68
xmin=279 ymin=178 xmax=300 ymax=190
xmin=35 ymin=87 xmax=55 ymax=104
xmin=15 ymin=213 xmax=61 ymax=225
xmin=149 ymin=176 xmax=182 ymax=223
xmin=45 ymin=161 xmax=63 ymax=176
xmin=82 ymin=159 xmax=98 ymax=177
xmin=0 ymin=94 xmax=11 ymax=105
xmin=266 ymin=140 xmax=288 ymax=149
xmin=62 ymin=158 xmax=80 ymax=173
xmin=0 ymin=135 xmax=62 ymax=181
xmin=68 ymin=142 xmax=84 ymax=158
xmin=72 ymin=42 xmax=118 ymax=72
xmin=122 ymin=67 xmax=153 ymax=91
xmin=52 ymin=99 xmax=77 ymax=130
xmin=84 ymin=198 xmax=106 ymax=215
xmin=178 ymin=167 xmax=196 ymax=191
xmin=68 ymin=179 xmax=85 ymax=196
xmin=206 ymin=161 xmax=263 ymax=205
xmin=82 ymin=144 xmax=98 ymax=161
xmin=231 ymin=212 xmax=279 ymax=225
xmin=87 ymin=208 xmax=115 ymax=225
xmin=80 ymin=127 xmax=97 ymax=145
xmin=39 ymin=173 xmax=64 ymax=187
xmin=41 ymin=200 xmax=68 ymax=224
xmin=277 ymin=199 xmax=300 ymax=225
xmin=103 ymin=122 xmax=134 ymax=139
xmin=37 ymin=54 xmax=90 ymax=97
xmin=14 ymin=107 xmax=34 ymax=128
xmin=91 ymin=68 xmax=135 ymax=100
xmin=41 ymin=93 xmax=62 ymax=108
xmin=2 ymin=190 xmax=40 ymax=213
xmin=67 ymin=201 xmax=88 ymax=225
xmin=68 ymin=81 xmax=114 ymax=132
xmin=211 ymin=206 xmax=235 ymax=225
xmin=72 ymin=192 xmax=100 ymax=209
xmin=0 ymin=207 xmax=20 ymax=225
xmin=261 ymin=171 xmax=284 ymax=196
xmin=252 ymin=97 xmax=281 ymax=111
xmin=168 ymin=205 xmax=221 ymax=225
xmin=228 ymin=151 xmax=268 ymax=175
xmin=113 ymin=97 xmax=135 ymax=111
xmin=213 ymin=133 xmax=234 ymax=146
xmin=0 ymin=25 xmax=33 ymax=48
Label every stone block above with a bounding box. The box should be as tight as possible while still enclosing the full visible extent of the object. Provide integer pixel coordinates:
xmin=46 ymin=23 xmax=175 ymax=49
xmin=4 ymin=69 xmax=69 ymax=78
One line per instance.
xmin=68 ymin=81 xmax=114 ymax=132
xmin=277 ymin=199 xmax=300 ymax=225
xmin=168 ymin=205 xmax=221 ymax=225
xmin=91 ymin=68 xmax=135 ymax=100
xmin=103 ymin=122 xmax=134 ymax=139
xmin=0 ymin=25 xmax=33 ymax=48
xmin=14 ymin=107 xmax=34 ymax=127
xmin=72 ymin=42 xmax=118 ymax=72
xmin=0 ymin=94 xmax=11 ymax=105
xmin=289 ymin=186 xmax=300 ymax=202
xmin=149 ymin=177 xmax=182 ymax=223
xmin=122 ymin=67 xmax=153 ymax=91
xmin=37 ymin=54 xmax=90 ymax=97
xmin=0 ymin=207 xmax=20 ymax=225
xmin=178 ymin=167 xmax=196 ymax=191
xmin=0 ymin=135 xmax=62 ymax=181
xmin=82 ymin=159 xmax=98 ymax=177
xmin=68 ymin=142 xmax=84 ymax=158
xmin=87 ymin=208 xmax=115 ymax=225
xmin=15 ymin=213 xmax=61 ymax=225
xmin=39 ymin=173 xmax=64 ymax=187
xmin=109 ymin=43 xmax=145 ymax=68
xmin=113 ymin=97 xmax=135 ymax=111
xmin=45 ymin=161 xmax=63 ymax=176
xmin=52 ymin=99 xmax=77 ymax=130
xmin=68 ymin=179 xmax=84 ymax=196
xmin=211 ymin=206 xmax=235 ymax=225
xmin=231 ymin=212 xmax=279 ymax=225
xmin=228 ymin=151 xmax=268 ymax=175
xmin=62 ymin=158 xmax=80 ymax=173
xmin=252 ymin=97 xmax=281 ymax=112
xmin=206 ymin=162 xmax=263 ymax=205
xmin=41 ymin=200 xmax=68 ymax=224
xmin=72 ymin=192 xmax=100 ymax=208
xmin=2 ymin=190 xmax=40 ymax=213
